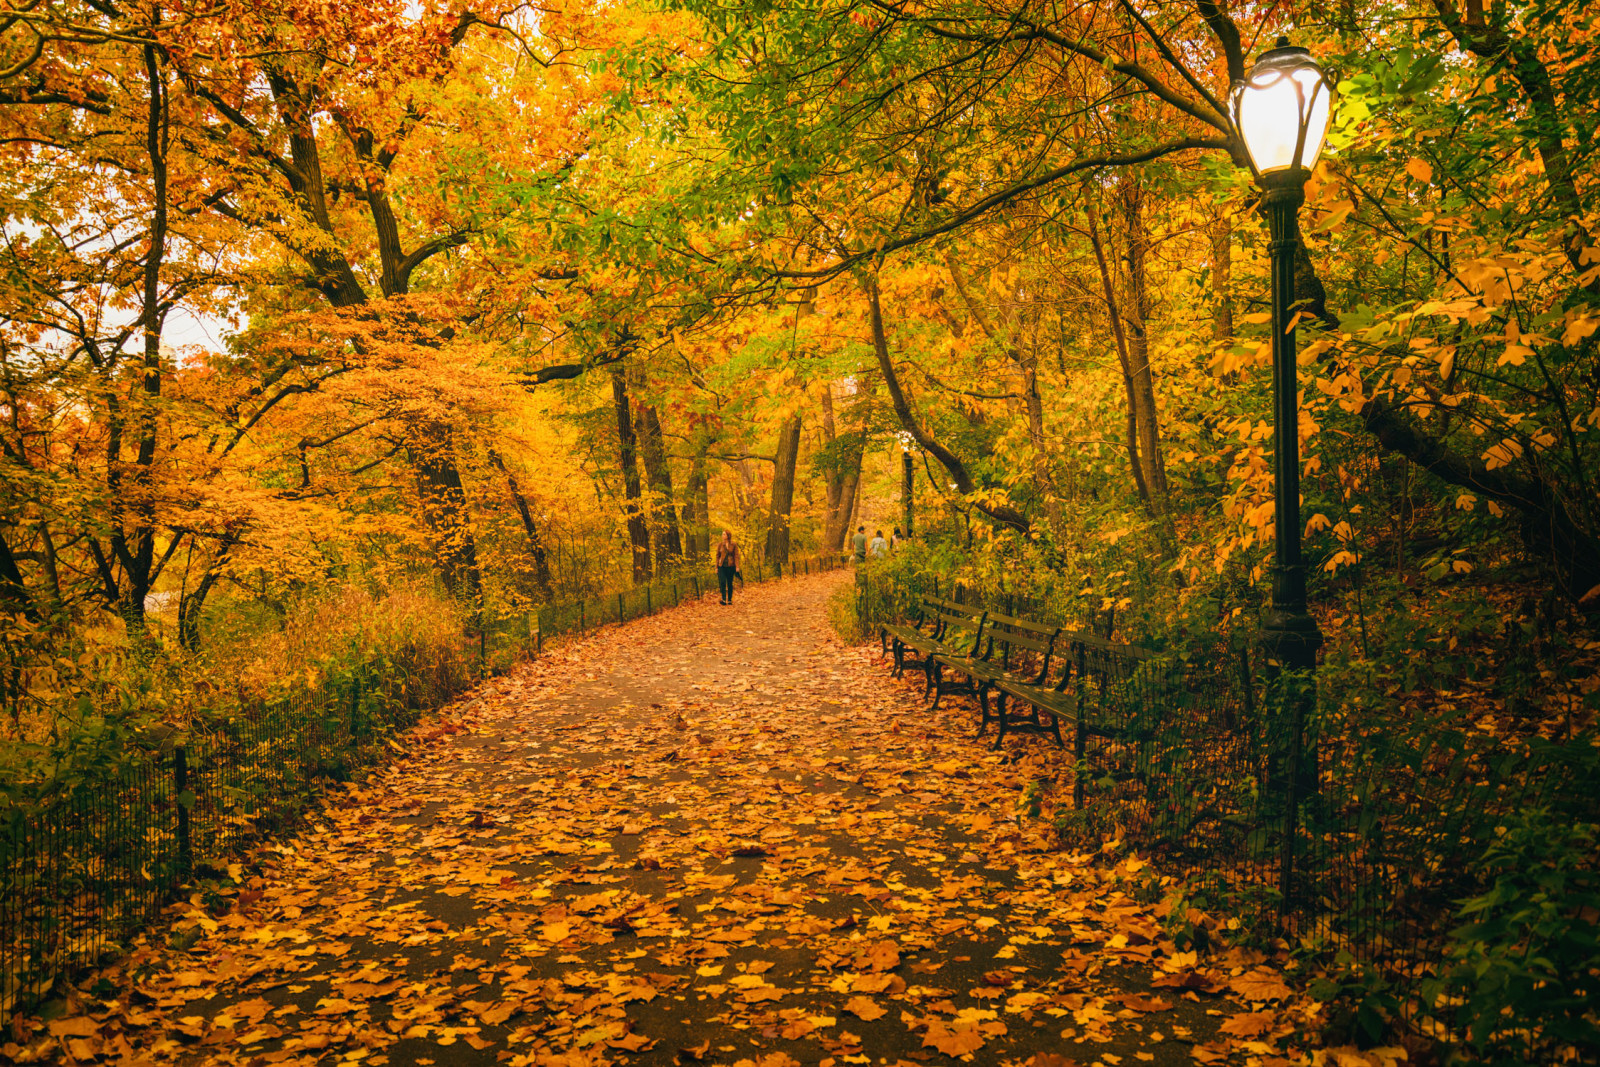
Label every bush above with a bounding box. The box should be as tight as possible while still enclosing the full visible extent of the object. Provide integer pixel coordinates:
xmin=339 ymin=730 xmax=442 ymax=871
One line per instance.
xmin=1421 ymin=808 xmax=1600 ymax=1064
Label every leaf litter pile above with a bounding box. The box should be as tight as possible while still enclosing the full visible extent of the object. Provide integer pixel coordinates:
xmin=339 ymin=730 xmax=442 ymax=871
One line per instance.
xmin=12 ymin=573 xmax=1380 ymax=1067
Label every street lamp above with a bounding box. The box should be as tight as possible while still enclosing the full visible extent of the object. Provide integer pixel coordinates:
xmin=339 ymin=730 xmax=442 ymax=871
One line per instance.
xmin=1230 ymin=37 xmax=1332 ymax=673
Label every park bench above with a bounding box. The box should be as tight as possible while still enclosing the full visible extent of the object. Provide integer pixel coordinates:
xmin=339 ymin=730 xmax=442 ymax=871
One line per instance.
xmin=930 ymin=613 xmax=1060 ymax=726
xmin=880 ymin=597 xmax=988 ymax=700
xmin=992 ymin=632 xmax=1170 ymax=793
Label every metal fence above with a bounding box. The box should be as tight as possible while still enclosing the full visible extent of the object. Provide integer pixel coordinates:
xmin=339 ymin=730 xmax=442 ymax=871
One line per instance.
xmin=0 ymin=552 xmax=845 ymax=1023
xmin=854 ymin=565 xmax=1600 ymax=1030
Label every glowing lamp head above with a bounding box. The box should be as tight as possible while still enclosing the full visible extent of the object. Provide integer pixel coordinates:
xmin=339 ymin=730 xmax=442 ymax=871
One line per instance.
xmin=1230 ymin=37 xmax=1333 ymax=182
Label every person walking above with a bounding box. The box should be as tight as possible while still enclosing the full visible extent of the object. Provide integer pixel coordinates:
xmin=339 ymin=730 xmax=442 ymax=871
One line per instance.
xmin=869 ymin=529 xmax=888 ymax=559
xmin=890 ymin=527 xmax=903 ymax=553
xmin=715 ymin=531 xmax=741 ymax=605
xmin=851 ymin=525 xmax=869 ymax=564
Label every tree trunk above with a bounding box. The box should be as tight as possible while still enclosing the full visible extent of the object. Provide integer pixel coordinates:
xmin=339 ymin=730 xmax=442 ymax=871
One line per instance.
xmin=1209 ymin=209 xmax=1235 ymax=342
xmin=0 ymin=531 xmax=37 ymax=620
xmin=1362 ymin=397 xmax=1600 ymax=607
xmin=866 ymin=278 xmax=1031 ymax=533
xmin=409 ymin=421 xmax=483 ymax=605
xmin=944 ymin=255 xmax=1062 ymax=533
xmin=1086 ymin=206 xmax=1155 ymax=511
xmin=685 ymin=435 xmax=711 ymax=560
xmin=1118 ymin=176 xmax=1169 ymax=500
xmin=612 ymin=365 xmax=651 ymax=582
xmin=822 ymin=384 xmax=868 ymax=551
xmin=638 ymin=405 xmax=683 ymax=568
xmin=487 ymin=448 xmax=553 ymax=599
xmin=178 ymin=536 xmax=235 ymax=651
xmin=107 ymin=42 xmax=170 ymax=636
xmin=765 ymin=414 xmax=803 ymax=566
xmin=830 ymin=466 xmax=862 ymax=552
xmin=902 ymin=450 xmax=915 ymax=536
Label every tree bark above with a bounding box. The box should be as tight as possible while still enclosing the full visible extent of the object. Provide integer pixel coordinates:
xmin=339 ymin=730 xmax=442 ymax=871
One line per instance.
xmin=408 ymin=421 xmax=483 ymax=605
xmin=866 ymin=278 xmax=1031 ymax=533
xmin=765 ymin=414 xmax=803 ymax=566
xmin=943 ymin=256 xmax=1063 ymax=533
xmin=1429 ymin=1 xmax=1595 ymax=289
xmin=487 ymin=448 xmax=553 ymax=599
xmin=1361 ymin=397 xmax=1600 ymax=605
xmin=106 ymin=41 xmax=169 ymax=636
xmin=902 ymin=450 xmax=915 ymax=536
xmin=1118 ymin=176 xmax=1169 ymax=499
xmin=1086 ymin=206 xmax=1155 ymax=511
xmin=612 ymin=365 xmax=651 ymax=582
xmin=638 ymin=404 xmax=683 ymax=568
xmin=1209 ymin=209 xmax=1234 ymax=342
xmin=819 ymin=384 xmax=865 ymax=551
xmin=0 ymin=531 xmax=37 ymax=620
xmin=178 ymin=535 xmax=235 ymax=651
xmin=685 ymin=436 xmax=711 ymax=560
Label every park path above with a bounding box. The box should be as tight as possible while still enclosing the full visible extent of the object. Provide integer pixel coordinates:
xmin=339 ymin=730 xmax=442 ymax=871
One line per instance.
xmin=12 ymin=573 xmax=1316 ymax=1067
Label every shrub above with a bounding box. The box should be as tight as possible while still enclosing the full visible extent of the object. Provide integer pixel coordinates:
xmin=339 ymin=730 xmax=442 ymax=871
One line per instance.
xmin=1420 ymin=809 xmax=1600 ymax=1064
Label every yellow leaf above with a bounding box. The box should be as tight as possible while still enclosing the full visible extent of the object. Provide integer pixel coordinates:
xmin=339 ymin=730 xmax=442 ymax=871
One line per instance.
xmin=1405 ymin=157 xmax=1433 ymax=183
xmin=843 ymin=996 xmax=886 ymax=1021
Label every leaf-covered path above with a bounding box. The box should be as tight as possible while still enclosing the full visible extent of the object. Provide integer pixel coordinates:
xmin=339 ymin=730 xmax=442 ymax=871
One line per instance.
xmin=20 ymin=573 xmax=1316 ymax=1066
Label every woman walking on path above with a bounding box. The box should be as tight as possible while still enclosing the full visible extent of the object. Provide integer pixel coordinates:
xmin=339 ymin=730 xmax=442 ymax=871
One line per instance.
xmin=715 ymin=531 xmax=741 ymax=605
xmin=869 ymin=530 xmax=888 ymax=559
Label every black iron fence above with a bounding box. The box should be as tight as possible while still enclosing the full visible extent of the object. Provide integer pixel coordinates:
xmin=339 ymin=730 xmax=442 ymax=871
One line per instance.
xmin=0 ymin=553 xmax=845 ymax=1023
xmin=855 ymin=565 xmax=1600 ymax=1041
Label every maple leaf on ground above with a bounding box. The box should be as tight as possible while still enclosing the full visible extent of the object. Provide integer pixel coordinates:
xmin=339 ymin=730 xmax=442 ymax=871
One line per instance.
xmin=733 ymin=1054 xmax=801 ymax=1067
xmin=857 ymin=939 xmax=900 ymax=972
xmin=1152 ymin=968 xmax=1225 ymax=993
xmin=843 ymin=995 xmax=887 ymax=1020
xmin=923 ymin=1020 xmax=986 ymax=1057
xmin=1028 ymin=1055 xmax=1084 ymax=1067
xmin=1229 ymin=968 xmax=1295 ymax=1002
xmin=1219 ymin=1011 xmax=1277 ymax=1038
xmin=47 ymin=1018 xmax=100 ymax=1038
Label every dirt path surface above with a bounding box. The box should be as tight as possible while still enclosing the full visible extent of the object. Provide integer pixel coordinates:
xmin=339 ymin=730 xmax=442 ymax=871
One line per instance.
xmin=13 ymin=573 xmax=1316 ymax=1067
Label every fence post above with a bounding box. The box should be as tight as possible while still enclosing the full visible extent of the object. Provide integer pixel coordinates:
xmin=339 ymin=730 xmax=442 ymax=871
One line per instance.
xmin=479 ymin=627 xmax=487 ymax=678
xmin=646 ymin=585 xmax=651 ymax=615
xmin=617 ymin=592 xmax=624 ymax=623
xmin=579 ymin=600 xmax=586 ymax=632
xmin=693 ymin=575 xmax=700 ymax=598
xmin=536 ymin=616 xmax=543 ymax=656
xmin=175 ymin=745 xmax=193 ymax=878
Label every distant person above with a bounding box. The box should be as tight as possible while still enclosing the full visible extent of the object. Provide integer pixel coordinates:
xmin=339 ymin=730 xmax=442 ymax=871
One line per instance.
xmin=869 ymin=529 xmax=888 ymax=559
xmin=715 ymin=530 xmax=741 ymax=605
xmin=851 ymin=525 xmax=868 ymax=563
xmin=890 ymin=527 xmax=904 ymax=552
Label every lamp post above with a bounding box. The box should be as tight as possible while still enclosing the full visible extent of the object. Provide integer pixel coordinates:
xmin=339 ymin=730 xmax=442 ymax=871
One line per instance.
xmin=1230 ymin=37 xmax=1332 ymax=674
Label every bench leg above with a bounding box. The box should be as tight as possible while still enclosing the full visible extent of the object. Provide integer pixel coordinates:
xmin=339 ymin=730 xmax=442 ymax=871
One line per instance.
xmin=891 ymin=641 xmax=903 ymax=678
xmin=976 ymin=685 xmax=993 ymax=736
xmin=1047 ymin=709 xmax=1065 ymax=749
xmin=922 ymin=660 xmax=937 ymax=702
xmin=929 ymin=664 xmax=946 ymax=709
xmin=992 ymin=696 xmax=1010 ymax=751
xmin=976 ymin=690 xmax=996 ymax=737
